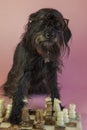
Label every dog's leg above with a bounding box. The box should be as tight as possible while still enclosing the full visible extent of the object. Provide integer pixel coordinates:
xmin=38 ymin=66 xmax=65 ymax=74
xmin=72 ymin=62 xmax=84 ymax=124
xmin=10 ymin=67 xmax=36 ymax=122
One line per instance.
xmin=45 ymin=63 xmax=62 ymax=112
xmin=9 ymin=72 xmax=29 ymax=124
xmin=3 ymin=43 xmax=28 ymax=97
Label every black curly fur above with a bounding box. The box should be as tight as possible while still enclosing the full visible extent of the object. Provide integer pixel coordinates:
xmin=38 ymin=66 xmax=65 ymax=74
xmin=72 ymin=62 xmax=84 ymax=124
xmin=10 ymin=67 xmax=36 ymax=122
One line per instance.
xmin=3 ymin=8 xmax=71 ymax=124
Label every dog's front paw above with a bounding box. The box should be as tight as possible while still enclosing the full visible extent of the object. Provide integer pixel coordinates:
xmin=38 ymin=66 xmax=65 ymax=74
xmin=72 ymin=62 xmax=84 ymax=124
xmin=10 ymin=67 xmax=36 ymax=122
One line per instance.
xmin=9 ymin=112 xmax=21 ymax=125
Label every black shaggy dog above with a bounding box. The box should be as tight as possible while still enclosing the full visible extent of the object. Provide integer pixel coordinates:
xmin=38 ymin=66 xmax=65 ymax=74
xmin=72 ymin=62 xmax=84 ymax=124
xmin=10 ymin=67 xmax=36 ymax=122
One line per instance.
xmin=3 ymin=8 xmax=71 ymax=124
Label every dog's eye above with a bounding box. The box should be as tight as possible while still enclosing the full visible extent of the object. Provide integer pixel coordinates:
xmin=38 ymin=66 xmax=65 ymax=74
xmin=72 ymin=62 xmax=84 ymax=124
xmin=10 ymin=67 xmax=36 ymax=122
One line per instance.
xmin=56 ymin=22 xmax=62 ymax=29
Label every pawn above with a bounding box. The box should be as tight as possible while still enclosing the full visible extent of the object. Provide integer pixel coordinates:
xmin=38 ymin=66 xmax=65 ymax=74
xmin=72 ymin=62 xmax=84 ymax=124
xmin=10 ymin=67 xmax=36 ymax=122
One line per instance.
xmin=63 ymin=108 xmax=69 ymax=123
xmin=21 ymin=107 xmax=30 ymax=127
xmin=0 ymin=98 xmax=5 ymax=118
xmin=21 ymin=97 xmax=30 ymax=126
xmin=4 ymin=98 xmax=13 ymax=121
xmin=4 ymin=104 xmax=12 ymax=121
xmin=33 ymin=109 xmax=44 ymax=129
xmin=69 ymin=104 xmax=76 ymax=120
xmin=56 ymin=111 xmax=65 ymax=127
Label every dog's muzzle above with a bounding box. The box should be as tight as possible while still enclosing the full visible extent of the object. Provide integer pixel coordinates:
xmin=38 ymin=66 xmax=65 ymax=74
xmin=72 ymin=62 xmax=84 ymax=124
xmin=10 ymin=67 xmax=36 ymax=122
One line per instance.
xmin=35 ymin=29 xmax=59 ymax=63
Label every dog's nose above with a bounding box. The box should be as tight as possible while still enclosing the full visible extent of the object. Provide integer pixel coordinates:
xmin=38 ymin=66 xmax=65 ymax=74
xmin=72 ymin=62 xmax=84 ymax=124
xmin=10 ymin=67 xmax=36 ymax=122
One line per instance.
xmin=45 ymin=31 xmax=56 ymax=39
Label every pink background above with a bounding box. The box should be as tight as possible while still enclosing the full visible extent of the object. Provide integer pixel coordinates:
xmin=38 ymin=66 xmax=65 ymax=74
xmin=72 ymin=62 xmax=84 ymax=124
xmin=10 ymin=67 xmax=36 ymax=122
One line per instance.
xmin=0 ymin=0 xmax=87 ymax=129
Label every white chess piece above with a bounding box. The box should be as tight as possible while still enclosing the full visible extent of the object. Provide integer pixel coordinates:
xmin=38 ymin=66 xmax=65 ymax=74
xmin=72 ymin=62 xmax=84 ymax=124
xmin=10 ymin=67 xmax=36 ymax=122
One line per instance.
xmin=54 ymin=98 xmax=61 ymax=116
xmin=0 ymin=99 xmax=5 ymax=118
xmin=63 ymin=108 xmax=69 ymax=123
xmin=45 ymin=97 xmax=51 ymax=108
xmin=69 ymin=104 xmax=76 ymax=119
xmin=56 ymin=111 xmax=64 ymax=127
xmin=5 ymin=104 xmax=12 ymax=119
xmin=5 ymin=99 xmax=13 ymax=119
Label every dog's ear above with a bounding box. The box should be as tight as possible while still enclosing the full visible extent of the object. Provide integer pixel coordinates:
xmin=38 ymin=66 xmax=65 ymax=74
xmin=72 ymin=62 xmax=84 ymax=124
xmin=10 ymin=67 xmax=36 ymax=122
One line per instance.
xmin=63 ymin=19 xmax=72 ymax=45
xmin=27 ymin=13 xmax=38 ymax=28
xmin=29 ymin=12 xmax=38 ymax=22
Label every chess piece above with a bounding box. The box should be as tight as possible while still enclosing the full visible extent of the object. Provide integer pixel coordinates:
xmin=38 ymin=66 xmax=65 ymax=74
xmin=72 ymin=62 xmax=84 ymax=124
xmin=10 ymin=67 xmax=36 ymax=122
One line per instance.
xmin=0 ymin=98 xmax=5 ymax=118
xmin=33 ymin=109 xmax=44 ymax=129
xmin=4 ymin=98 xmax=13 ymax=121
xmin=56 ymin=111 xmax=65 ymax=127
xmin=21 ymin=107 xmax=30 ymax=127
xmin=63 ymin=108 xmax=69 ymax=123
xmin=21 ymin=98 xmax=30 ymax=127
xmin=4 ymin=104 xmax=12 ymax=121
xmin=43 ymin=97 xmax=56 ymax=125
xmin=69 ymin=104 xmax=76 ymax=120
xmin=53 ymin=98 xmax=61 ymax=117
xmin=44 ymin=97 xmax=52 ymax=117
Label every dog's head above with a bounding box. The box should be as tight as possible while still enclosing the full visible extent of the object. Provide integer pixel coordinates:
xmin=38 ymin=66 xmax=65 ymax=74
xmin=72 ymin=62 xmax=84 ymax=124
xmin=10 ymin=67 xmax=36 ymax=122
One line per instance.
xmin=25 ymin=8 xmax=72 ymax=62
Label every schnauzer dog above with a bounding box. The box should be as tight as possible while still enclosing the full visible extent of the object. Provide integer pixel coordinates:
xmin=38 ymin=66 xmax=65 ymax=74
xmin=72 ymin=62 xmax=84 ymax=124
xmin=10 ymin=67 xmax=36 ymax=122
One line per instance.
xmin=3 ymin=8 xmax=71 ymax=124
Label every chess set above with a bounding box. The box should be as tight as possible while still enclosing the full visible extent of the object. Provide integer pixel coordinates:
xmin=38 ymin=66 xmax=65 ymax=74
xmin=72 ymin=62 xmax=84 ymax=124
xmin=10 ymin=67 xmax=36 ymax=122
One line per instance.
xmin=0 ymin=97 xmax=82 ymax=130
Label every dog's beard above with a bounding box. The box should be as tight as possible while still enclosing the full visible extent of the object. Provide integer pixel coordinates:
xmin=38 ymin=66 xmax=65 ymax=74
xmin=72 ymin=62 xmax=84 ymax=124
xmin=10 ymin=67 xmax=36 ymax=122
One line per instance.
xmin=36 ymin=44 xmax=50 ymax=63
xmin=35 ymin=41 xmax=60 ymax=63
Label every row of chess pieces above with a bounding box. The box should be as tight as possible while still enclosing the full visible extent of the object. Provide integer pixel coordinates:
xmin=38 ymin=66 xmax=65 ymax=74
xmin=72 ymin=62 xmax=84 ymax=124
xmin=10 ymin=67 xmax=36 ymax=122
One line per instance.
xmin=44 ymin=97 xmax=77 ymax=127
xmin=0 ymin=97 xmax=78 ymax=129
